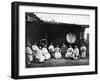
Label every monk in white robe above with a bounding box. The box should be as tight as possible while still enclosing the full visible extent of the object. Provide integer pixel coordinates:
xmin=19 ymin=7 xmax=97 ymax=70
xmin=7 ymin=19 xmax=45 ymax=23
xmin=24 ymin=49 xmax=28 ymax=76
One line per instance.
xmin=48 ymin=43 xmax=55 ymax=57
xmin=73 ymin=46 xmax=79 ymax=59
xmin=32 ymin=44 xmax=39 ymax=52
xmin=26 ymin=47 xmax=33 ymax=65
xmin=54 ymin=45 xmax=61 ymax=59
xmin=42 ymin=45 xmax=51 ymax=60
xmin=32 ymin=44 xmax=45 ymax=63
xmin=65 ymin=45 xmax=74 ymax=58
xmin=36 ymin=47 xmax=45 ymax=62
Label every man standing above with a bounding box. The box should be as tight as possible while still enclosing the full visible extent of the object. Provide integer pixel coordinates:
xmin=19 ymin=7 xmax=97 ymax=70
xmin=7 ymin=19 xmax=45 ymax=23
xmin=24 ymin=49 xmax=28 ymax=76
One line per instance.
xmin=80 ymin=45 xmax=87 ymax=58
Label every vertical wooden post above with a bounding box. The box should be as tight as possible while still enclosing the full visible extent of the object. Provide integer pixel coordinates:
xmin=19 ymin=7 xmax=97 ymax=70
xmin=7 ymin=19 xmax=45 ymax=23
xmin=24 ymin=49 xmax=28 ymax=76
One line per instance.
xmin=46 ymin=34 xmax=48 ymax=48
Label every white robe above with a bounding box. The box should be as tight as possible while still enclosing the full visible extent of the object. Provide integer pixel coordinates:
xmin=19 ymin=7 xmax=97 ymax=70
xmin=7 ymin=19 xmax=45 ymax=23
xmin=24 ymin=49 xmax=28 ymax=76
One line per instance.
xmin=32 ymin=45 xmax=39 ymax=51
xmin=42 ymin=47 xmax=51 ymax=60
xmin=32 ymin=45 xmax=45 ymax=62
xmin=54 ymin=47 xmax=61 ymax=58
xmin=48 ymin=45 xmax=55 ymax=52
xmin=36 ymin=49 xmax=45 ymax=62
xmin=74 ymin=48 xmax=79 ymax=56
xmin=26 ymin=47 xmax=33 ymax=62
xmin=65 ymin=47 xmax=74 ymax=57
xmin=73 ymin=48 xmax=79 ymax=59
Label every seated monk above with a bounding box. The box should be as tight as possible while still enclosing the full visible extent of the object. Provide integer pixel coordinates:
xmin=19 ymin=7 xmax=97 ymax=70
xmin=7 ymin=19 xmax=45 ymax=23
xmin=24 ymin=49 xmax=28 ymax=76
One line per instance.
xmin=73 ymin=46 xmax=79 ymax=59
xmin=54 ymin=45 xmax=62 ymax=59
xmin=37 ymin=47 xmax=45 ymax=62
xmin=65 ymin=45 xmax=74 ymax=58
xmin=48 ymin=43 xmax=55 ymax=58
xmin=26 ymin=46 xmax=33 ymax=65
xmin=42 ymin=45 xmax=51 ymax=60
xmin=61 ymin=43 xmax=67 ymax=57
xmin=32 ymin=42 xmax=39 ymax=51
xmin=32 ymin=43 xmax=45 ymax=63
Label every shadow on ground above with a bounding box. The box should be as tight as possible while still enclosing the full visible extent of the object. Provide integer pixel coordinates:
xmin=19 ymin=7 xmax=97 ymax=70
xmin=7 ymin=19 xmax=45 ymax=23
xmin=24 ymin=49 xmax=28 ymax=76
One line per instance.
xmin=26 ymin=58 xmax=89 ymax=68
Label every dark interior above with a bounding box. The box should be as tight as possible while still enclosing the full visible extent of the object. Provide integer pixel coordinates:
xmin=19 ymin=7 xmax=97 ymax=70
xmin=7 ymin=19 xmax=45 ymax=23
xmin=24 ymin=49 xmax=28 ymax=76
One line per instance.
xmin=25 ymin=13 xmax=88 ymax=48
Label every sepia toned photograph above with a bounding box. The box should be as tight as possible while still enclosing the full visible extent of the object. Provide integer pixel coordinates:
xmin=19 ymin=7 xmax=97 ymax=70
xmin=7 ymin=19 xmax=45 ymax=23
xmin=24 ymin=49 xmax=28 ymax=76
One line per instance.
xmin=25 ymin=12 xmax=89 ymax=68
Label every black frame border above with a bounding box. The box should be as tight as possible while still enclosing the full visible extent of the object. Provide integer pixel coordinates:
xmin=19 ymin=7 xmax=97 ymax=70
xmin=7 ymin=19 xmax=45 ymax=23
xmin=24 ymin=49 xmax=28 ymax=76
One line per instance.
xmin=11 ymin=1 xmax=98 ymax=79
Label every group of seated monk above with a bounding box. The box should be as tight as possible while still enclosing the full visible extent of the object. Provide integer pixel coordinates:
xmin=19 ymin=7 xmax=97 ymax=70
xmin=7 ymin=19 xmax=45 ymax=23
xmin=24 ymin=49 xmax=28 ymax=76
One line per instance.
xmin=26 ymin=42 xmax=87 ymax=65
xmin=48 ymin=43 xmax=80 ymax=59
